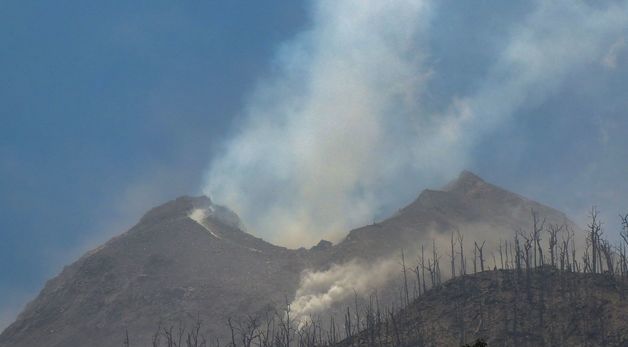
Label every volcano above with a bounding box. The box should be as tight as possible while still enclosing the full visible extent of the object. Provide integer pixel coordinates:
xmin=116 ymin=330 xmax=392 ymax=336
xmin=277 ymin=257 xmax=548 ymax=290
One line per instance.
xmin=0 ymin=171 xmax=582 ymax=347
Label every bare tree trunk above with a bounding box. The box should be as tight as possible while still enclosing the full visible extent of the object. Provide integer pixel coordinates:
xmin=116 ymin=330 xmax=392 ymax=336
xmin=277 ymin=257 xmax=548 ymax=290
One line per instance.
xmin=123 ymin=329 xmax=130 ymax=347
xmin=548 ymin=224 xmax=561 ymax=268
xmin=457 ymin=229 xmax=466 ymax=276
xmin=421 ymin=244 xmax=427 ymax=293
xmin=451 ymin=232 xmax=456 ymax=278
xmin=400 ymin=249 xmax=410 ymax=307
xmin=499 ymin=239 xmax=504 ymax=270
xmin=588 ymin=207 xmax=602 ymax=273
xmin=473 ymin=244 xmax=477 ymax=274
xmin=475 ymin=241 xmax=486 ymax=272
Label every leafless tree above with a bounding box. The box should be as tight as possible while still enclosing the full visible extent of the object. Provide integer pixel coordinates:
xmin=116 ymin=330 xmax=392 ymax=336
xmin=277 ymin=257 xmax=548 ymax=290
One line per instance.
xmin=618 ymin=214 xmax=628 ymax=277
xmin=474 ymin=241 xmax=486 ymax=272
xmin=237 ymin=316 xmax=261 ymax=347
xmin=514 ymin=233 xmax=522 ymax=275
xmin=457 ymin=229 xmax=466 ymax=275
xmin=123 ymin=329 xmax=130 ymax=347
xmin=420 ymin=244 xmax=427 ymax=293
xmin=433 ymin=239 xmax=442 ymax=285
xmin=153 ymin=323 xmax=162 ymax=347
xmin=450 ymin=232 xmax=457 ymax=278
xmin=499 ymin=239 xmax=504 ymax=270
xmin=599 ymin=239 xmax=614 ymax=276
xmin=410 ymin=264 xmax=422 ymax=297
xmin=559 ymin=229 xmax=572 ymax=272
xmin=400 ymin=249 xmax=410 ymax=307
xmin=228 ymin=318 xmax=237 ymax=347
xmin=547 ymin=224 xmax=562 ymax=268
xmin=531 ymin=210 xmax=546 ymax=268
xmin=587 ymin=207 xmax=603 ymax=273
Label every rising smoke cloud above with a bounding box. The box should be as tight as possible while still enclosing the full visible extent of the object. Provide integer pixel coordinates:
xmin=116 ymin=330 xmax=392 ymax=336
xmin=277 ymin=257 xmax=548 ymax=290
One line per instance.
xmin=204 ymin=0 xmax=628 ymax=248
xmin=290 ymin=258 xmax=398 ymax=322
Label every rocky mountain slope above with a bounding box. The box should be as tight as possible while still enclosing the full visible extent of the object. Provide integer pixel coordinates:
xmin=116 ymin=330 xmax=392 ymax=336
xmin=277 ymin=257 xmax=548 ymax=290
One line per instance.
xmin=0 ymin=196 xmax=305 ymax=347
xmin=0 ymin=171 xmax=585 ymax=346
xmin=322 ymin=171 xmax=579 ymax=265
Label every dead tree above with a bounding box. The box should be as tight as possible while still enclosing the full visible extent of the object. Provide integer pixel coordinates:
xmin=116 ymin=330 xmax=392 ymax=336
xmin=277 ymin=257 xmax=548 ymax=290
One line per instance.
xmin=503 ymin=240 xmax=509 ymax=270
xmin=559 ymin=230 xmax=572 ymax=272
xmin=433 ymin=239 xmax=442 ymax=285
xmin=152 ymin=323 xmax=162 ymax=347
xmin=570 ymin=227 xmax=579 ymax=272
xmin=621 ymin=214 xmax=628 ymax=277
xmin=547 ymin=224 xmax=562 ymax=268
xmin=410 ymin=265 xmax=421 ymax=297
xmin=353 ymin=290 xmax=361 ymax=335
xmin=421 ymin=241 xmax=440 ymax=288
xmin=599 ymin=239 xmax=615 ymax=276
xmin=618 ymin=241 xmax=627 ymax=278
xmin=400 ymin=249 xmax=410 ymax=306
xmin=522 ymin=234 xmax=533 ymax=268
xmin=238 ymin=315 xmax=260 ymax=347
xmin=228 ymin=318 xmax=237 ymax=347
xmin=425 ymin=258 xmax=436 ymax=288
xmin=499 ymin=239 xmax=504 ymax=270
xmin=421 ymin=244 xmax=427 ymax=293
xmin=587 ymin=207 xmax=603 ymax=273
xmin=621 ymin=214 xmax=628 ymax=246
xmin=187 ymin=314 xmax=206 ymax=347
xmin=344 ymin=306 xmax=352 ymax=341
xmin=521 ymin=231 xmax=533 ymax=300
xmin=123 ymin=329 xmax=130 ymax=347
xmin=457 ymin=229 xmax=466 ymax=275
xmin=277 ymin=302 xmax=293 ymax=347
xmin=514 ymin=233 xmax=522 ymax=275
xmin=531 ymin=210 xmax=546 ymax=268
xmin=492 ymin=253 xmax=497 ymax=271
xmin=473 ymin=243 xmax=478 ymax=274
xmin=583 ymin=244 xmax=592 ymax=274
xmin=389 ymin=309 xmax=401 ymax=346
xmin=451 ymin=232 xmax=457 ymax=278
xmin=474 ymin=241 xmax=486 ymax=272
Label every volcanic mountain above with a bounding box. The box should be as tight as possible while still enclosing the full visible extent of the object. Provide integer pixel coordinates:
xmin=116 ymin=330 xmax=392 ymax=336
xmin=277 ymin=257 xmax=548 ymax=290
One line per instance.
xmin=0 ymin=171 xmax=582 ymax=347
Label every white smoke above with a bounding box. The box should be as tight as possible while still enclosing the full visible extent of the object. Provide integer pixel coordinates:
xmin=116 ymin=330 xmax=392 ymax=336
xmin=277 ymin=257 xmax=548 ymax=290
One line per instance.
xmin=204 ymin=0 xmax=440 ymax=247
xmin=290 ymin=259 xmax=398 ymax=322
xmin=204 ymin=0 xmax=628 ymax=248
xmin=442 ymin=0 xmax=628 ymax=149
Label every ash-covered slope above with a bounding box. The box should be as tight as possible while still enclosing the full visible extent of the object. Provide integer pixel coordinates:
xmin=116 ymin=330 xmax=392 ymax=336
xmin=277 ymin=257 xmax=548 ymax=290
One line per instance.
xmin=0 ymin=196 xmax=306 ymax=347
xmin=338 ymin=269 xmax=628 ymax=346
xmin=322 ymin=171 xmax=579 ymax=264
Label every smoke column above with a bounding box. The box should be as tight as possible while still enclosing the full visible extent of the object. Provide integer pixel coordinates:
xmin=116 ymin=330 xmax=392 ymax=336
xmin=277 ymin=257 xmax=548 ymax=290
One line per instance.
xmin=204 ymin=0 xmax=628 ymax=248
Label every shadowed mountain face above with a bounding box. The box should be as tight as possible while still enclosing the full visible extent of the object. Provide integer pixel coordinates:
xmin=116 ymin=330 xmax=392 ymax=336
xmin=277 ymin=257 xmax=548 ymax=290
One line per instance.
xmin=0 ymin=172 xmax=582 ymax=346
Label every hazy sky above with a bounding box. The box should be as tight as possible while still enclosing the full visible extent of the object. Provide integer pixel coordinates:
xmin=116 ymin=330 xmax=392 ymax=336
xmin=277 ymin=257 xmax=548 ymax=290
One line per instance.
xmin=1 ymin=0 xmax=627 ymax=329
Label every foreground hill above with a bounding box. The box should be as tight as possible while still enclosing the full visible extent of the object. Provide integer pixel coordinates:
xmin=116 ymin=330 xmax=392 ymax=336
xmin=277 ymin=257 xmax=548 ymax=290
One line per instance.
xmin=339 ymin=268 xmax=628 ymax=347
xmin=0 ymin=171 xmax=584 ymax=346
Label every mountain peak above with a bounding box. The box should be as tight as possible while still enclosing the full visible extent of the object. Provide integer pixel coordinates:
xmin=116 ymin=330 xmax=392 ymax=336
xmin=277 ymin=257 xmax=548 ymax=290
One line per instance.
xmin=442 ymin=170 xmax=486 ymax=194
xmin=139 ymin=195 xmax=212 ymax=225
